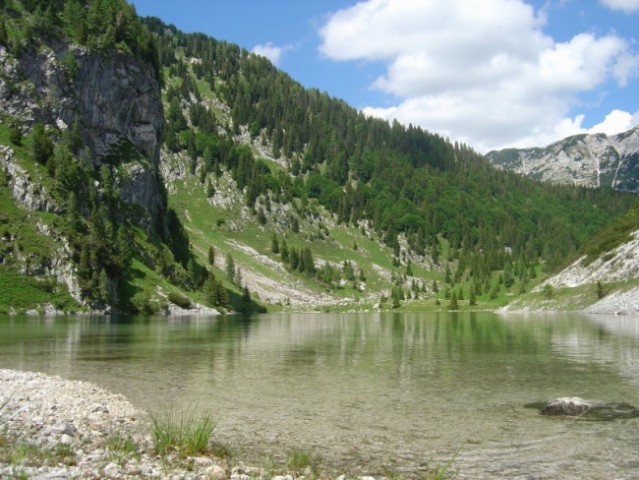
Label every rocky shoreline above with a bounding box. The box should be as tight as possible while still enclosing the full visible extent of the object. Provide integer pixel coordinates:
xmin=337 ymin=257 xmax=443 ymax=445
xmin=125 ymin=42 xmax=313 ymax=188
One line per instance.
xmin=0 ymin=369 xmax=349 ymax=480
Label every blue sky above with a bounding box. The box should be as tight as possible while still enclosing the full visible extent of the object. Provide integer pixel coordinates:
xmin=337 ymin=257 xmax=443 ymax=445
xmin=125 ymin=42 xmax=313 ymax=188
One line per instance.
xmin=130 ymin=0 xmax=639 ymax=152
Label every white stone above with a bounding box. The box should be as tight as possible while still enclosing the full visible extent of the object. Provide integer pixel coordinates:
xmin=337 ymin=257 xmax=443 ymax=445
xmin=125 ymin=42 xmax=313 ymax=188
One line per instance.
xmin=204 ymin=464 xmax=226 ymax=480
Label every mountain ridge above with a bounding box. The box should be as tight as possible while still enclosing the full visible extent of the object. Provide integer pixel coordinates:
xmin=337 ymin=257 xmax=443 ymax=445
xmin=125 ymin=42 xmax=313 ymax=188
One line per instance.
xmin=486 ymin=126 xmax=639 ymax=191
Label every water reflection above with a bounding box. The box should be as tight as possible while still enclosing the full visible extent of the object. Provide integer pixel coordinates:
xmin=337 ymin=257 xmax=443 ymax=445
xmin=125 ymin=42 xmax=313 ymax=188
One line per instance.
xmin=1 ymin=312 xmax=639 ymax=478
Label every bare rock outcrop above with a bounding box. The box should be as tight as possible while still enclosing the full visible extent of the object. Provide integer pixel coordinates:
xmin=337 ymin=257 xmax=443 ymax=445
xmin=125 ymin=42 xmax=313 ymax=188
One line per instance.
xmin=0 ymin=43 xmax=165 ymax=230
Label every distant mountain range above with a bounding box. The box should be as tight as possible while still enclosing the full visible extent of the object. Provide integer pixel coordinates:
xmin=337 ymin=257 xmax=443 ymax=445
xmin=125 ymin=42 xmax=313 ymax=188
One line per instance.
xmin=486 ymin=127 xmax=639 ymax=192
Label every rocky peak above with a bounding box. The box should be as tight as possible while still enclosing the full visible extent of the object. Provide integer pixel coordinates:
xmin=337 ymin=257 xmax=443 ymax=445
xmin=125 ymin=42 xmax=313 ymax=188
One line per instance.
xmin=485 ymin=126 xmax=639 ymax=192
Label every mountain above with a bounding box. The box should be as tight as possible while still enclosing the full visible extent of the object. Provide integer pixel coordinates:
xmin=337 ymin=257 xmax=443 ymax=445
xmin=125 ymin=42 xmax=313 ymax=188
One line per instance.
xmin=1 ymin=0 xmax=637 ymax=315
xmin=485 ymin=127 xmax=639 ymax=191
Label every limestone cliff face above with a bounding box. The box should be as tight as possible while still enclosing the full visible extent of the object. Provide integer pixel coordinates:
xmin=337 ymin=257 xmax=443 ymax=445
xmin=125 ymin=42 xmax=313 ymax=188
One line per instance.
xmin=0 ymin=43 xmax=165 ymax=229
xmin=485 ymin=127 xmax=639 ymax=192
xmin=0 ymin=42 xmax=166 ymax=307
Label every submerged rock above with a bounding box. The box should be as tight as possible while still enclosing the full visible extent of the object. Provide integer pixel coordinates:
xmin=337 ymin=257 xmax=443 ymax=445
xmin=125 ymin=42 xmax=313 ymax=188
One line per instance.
xmin=540 ymin=397 xmax=591 ymax=416
xmin=526 ymin=397 xmax=639 ymax=420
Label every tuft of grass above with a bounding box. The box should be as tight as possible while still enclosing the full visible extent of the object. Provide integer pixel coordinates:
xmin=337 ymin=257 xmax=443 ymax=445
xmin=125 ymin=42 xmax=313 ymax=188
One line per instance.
xmin=209 ymin=440 xmax=235 ymax=459
xmin=106 ymin=430 xmax=138 ymax=464
xmin=0 ymin=441 xmax=76 ymax=467
xmin=150 ymin=408 xmax=215 ymax=458
xmin=286 ymin=447 xmax=313 ymax=473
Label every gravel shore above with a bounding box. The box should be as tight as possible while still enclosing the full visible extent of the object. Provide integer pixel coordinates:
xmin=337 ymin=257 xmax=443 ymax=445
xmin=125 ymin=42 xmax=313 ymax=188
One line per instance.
xmin=0 ymin=369 xmax=323 ymax=480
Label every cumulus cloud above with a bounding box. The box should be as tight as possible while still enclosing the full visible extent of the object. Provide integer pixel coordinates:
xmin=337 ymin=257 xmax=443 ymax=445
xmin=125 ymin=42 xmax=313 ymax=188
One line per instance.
xmin=252 ymin=42 xmax=292 ymax=66
xmin=319 ymin=0 xmax=639 ymax=151
xmin=600 ymin=0 xmax=639 ymax=13
xmin=588 ymin=109 xmax=639 ymax=134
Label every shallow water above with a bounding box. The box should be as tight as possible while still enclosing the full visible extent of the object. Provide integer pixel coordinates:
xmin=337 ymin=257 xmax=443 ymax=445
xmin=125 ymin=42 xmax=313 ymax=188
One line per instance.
xmin=1 ymin=311 xmax=639 ymax=478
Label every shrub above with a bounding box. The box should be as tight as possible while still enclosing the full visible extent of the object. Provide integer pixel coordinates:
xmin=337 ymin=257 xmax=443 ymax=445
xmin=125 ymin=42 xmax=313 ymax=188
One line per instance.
xmin=167 ymin=291 xmax=192 ymax=309
xmin=9 ymin=125 xmax=22 ymax=145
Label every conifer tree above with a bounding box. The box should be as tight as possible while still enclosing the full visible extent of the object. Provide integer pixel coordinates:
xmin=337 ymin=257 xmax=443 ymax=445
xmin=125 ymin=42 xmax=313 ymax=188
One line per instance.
xmin=391 ymin=287 xmax=400 ymax=308
xmin=226 ymin=253 xmax=235 ymax=282
xmin=406 ymin=261 xmax=413 ymax=276
xmin=469 ymin=288 xmax=477 ymax=306
xmin=31 ymin=124 xmax=53 ymax=166
xmin=448 ymin=292 xmax=459 ymax=310
xmin=215 ymin=282 xmax=229 ymax=308
xmin=303 ymin=247 xmax=315 ymax=274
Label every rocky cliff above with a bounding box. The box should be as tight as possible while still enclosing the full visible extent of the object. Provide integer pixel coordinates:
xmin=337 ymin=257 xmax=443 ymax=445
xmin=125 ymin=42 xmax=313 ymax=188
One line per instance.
xmin=0 ymin=42 xmax=165 ymax=230
xmin=0 ymin=34 xmax=168 ymax=309
xmin=486 ymin=127 xmax=639 ymax=192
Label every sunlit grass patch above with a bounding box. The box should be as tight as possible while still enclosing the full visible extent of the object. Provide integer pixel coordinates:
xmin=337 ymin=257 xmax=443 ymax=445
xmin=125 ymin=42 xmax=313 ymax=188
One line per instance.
xmin=150 ymin=407 xmax=215 ymax=457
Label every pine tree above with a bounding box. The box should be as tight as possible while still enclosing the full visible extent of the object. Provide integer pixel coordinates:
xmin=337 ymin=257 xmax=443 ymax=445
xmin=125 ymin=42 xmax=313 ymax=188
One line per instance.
xmin=445 ymin=264 xmax=452 ymax=284
xmin=239 ymin=284 xmax=252 ymax=313
xmin=215 ymin=282 xmax=229 ymax=308
xmin=448 ymin=292 xmax=459 ymax=310
xmin=469 ymin=288 xmax=477 ymax=306
xmin=205 ymin=272 xmax=218 ymax=306
xmin=271 ymin=234 xmax=279 ymax=254
xmin=391 ymin=287 xmax=401 ymax=308
xmin=359 ymin=268 xmax=366 ymax=282
xmin=303 ymin=247 xmax=315 ymax=274
xmin=226 ymin=253 xmax=235 ymax=282
xmin=406 ymin=261 xmax=413 ymax=276
xmin=31 ymin=124 xmax=53 ymax=165
xmin=208 ymin=246 xmax=215 ymax=265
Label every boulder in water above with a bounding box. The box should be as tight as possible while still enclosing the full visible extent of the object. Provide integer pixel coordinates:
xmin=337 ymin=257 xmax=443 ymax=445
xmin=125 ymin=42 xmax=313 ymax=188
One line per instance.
xmin=540 ymin=397 xmax=591 ymax=416
xmin=526 ymin=397 xmax=639 ymax=420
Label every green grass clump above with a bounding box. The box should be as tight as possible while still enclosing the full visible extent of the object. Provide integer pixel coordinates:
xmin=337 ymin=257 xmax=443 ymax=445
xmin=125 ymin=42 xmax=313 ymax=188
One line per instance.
xmin=106 ymin=430 xmax=138 ymax=464
xmin=0 ymin=440 xmax=76 ymax=467
xmin=286 ymin=447 xmax=314 ymax=473
xmin=150 ymin=408 xmax=215 ymax=457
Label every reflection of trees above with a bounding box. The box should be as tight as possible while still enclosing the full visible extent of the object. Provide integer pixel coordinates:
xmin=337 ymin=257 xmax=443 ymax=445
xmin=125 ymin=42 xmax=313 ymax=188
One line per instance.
xmin=3 ymin=312 xmax=638 ymax=411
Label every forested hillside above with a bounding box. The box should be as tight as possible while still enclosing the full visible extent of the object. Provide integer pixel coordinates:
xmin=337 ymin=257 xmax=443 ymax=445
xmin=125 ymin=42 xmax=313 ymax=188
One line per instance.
xmin=0 ymin=0 xmax=636 ymax=314
xmin=145 ymin=17 xmax=637 ymax=304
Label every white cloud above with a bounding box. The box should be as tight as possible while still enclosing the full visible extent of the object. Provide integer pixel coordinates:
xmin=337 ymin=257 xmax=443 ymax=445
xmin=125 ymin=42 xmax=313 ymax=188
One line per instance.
xmin=588 ymin=109 xmax=639 ymax=134
xmin=600 ymin=0 xmax=639 ymax=13
xmin=252 ymin=42 xmax=291 ymax=66
xmin=319 ymin=0 xmax=639 ymax=151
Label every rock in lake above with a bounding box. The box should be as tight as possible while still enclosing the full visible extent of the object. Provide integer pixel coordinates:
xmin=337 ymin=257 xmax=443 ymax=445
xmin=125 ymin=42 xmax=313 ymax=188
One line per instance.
xmin=540 ymin=397 xmax=591 ymax=416
xmin=527 ymin=397 xmax=639 ymax=420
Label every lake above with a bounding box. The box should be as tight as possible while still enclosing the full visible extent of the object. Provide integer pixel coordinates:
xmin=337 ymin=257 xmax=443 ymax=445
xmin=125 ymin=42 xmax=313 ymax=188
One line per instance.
xmin=1 ymin=311 xmax=639 ymax=479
